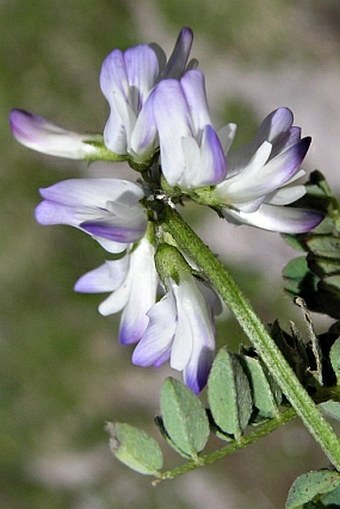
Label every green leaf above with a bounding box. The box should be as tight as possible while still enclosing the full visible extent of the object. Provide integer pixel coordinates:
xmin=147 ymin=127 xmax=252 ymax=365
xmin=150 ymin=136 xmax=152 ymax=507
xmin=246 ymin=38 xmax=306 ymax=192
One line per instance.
xmin=207 ymin=348 xmax=252 ymax=437
xmin=320 ymin=485 xmax=340 ymax=506
xmin=283 ymin=257 xmax=310 ymax=286
xmin=286 ymin=470 xmax=340 ymax=509
xmin=240 ymin=354 xmax=281 ymax=419
xmin=305 ymin=236 xmax=340 ymax=261
xmin=106 ymin=422 xmax=163 ymax=476
xmin=282 ymin=234 xmax=308 ymax=252
xmin=321 ymin=275 xmax=340 ymax=297
xmin=308 ymin=256 xmax=340 ymax=277
xmin=330 ymin=338 xmax=340 ymax=384
xmin=282 ymin=257 xmax=320 ymax=305
xmin=154 ymin=415 xmax=193 ymax=458
xmin=321 ymin=401 xmax=340 ymax=422
xmin=160 ymin=377 xmax=210 ymax=459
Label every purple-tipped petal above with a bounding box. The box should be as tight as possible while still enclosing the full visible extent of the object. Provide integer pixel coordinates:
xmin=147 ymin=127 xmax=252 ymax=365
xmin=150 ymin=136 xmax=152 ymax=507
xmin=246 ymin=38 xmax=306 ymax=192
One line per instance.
xmin=9 ymin=109 xmax=102 ymax=159
xmin=264 ymin=136 xmax=311 ymax=182
xmin=181 ymin=70 xmax=211 ymax=129
xmin=100 ymin=45 xmax=161 ymax=156
xmin=171 ymin=277 xmax=215 ymax=372
xmin=256 ymin=107 xmax=294 ymax=147
xmin=39 ymin=178 xmax=144 ymax=209
xmin=74 ymin=259 xmax=128 ymax=293
xmin=81 ymin=221 xmax=145 ymax=243
xmin=132 ymin=293 xmax=177 ymax=366
xmin=119 ymin=307 xmax=150 ymax=345
xmin=124 ymin=45 xmax=161 ymax=105
xmin=129 ymin=91 xmax=157 ymax=156
xmin=183 ymin=345 xmax=214 ymax=394
xmin=163 ymin=27 xmax=194 ymax=79
xmin=270 ymin=126 xmax=302 ymax=157
xmin=199 ymin=125 xmax=227 ymax=184
xmin=223 ymin=203 xmax=324 ymax=233
xmin=36 ymin=178 xmax=146 ymax=251
xmin=35 ymin=200 xmax=77 ymax=226
xmin=216 ymin=138 xmax=311 ymax=204
xmin=153 ymin=79 xmax=191 ymax=185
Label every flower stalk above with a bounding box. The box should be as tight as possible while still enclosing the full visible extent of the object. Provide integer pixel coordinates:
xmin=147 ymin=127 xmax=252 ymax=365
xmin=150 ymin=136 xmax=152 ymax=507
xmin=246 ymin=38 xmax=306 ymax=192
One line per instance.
xmin=161 ymin=204 xmax=340 ymax=470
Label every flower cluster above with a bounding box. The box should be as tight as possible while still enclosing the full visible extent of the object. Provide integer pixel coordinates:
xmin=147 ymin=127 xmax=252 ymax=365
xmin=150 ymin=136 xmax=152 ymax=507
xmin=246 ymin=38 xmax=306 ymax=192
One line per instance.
xmin=9 ymin=28 xmax=323 ymax=392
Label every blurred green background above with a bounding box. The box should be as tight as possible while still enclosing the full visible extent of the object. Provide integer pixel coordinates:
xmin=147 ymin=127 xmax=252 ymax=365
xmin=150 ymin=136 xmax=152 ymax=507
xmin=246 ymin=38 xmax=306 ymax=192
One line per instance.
xmin=2 ymin=1 xmax=340 ymax=508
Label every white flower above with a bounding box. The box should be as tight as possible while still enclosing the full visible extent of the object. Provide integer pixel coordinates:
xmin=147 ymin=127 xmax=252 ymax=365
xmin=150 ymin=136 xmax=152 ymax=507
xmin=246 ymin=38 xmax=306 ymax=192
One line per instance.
xmin=100 ymin=27 xmax=195 ymax=161
xmin=74 ymin=237 xmax=159 ymax=345
xmin=35 ymin=178 xmax=147 ymax=253
xmin=9 ymin=109 xmax=103 ymax=160
xmin=132 ymin=272 xmax=218 ymax=393
xmin=214 ymin=108 xmax=323 ymax=233
xmin=152 ymin=69 xmax=227 ymax=188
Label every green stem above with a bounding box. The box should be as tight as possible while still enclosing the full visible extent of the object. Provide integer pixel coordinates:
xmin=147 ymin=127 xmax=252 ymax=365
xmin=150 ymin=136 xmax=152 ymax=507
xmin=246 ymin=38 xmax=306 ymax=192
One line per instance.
xmin=162 ymin=205 xmax=340 ymax=470
xmin=155 ymin=408 xmax=295 ymax=483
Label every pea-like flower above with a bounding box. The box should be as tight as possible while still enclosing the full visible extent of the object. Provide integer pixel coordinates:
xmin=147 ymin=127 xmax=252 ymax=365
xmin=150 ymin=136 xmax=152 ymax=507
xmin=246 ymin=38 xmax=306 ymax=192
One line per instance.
xmin=100 ymin=27 xmax=195 ymax=161
xmin=74 ymin=236 xmax=159 ymax=345
xmin=153 ymin=69 xmax=227 ymax=188
xmin=214 ymin=107 xmax=323 ymax=233
xmin=9 ymin=109 xmax=103 ymax=160
xmin=35 ymin=178 xmax=147 ymax=253
xmin=9 ymin=27 xmax=195 ymax=163
xmin=132 ymin=272 xmax=218 ymax=394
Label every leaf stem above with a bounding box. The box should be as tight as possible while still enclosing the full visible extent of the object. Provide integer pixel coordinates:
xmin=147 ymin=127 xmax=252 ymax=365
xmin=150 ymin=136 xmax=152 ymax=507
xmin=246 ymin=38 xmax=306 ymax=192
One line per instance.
xmin=154 ymin=408 xmax=296 ymax=483
xmin=162 ymin=205 xmax=340 ymax=470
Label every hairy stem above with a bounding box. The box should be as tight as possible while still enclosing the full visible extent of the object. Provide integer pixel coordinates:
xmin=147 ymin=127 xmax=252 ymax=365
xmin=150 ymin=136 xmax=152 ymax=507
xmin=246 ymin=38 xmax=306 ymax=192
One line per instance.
xmin=162 ymin=205 xmax=340 ymax=470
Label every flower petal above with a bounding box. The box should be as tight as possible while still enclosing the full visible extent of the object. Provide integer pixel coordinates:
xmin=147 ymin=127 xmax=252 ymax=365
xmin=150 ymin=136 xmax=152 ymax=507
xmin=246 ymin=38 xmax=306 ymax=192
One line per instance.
xmin=267 ymin=184 xmax=306 ymax=205
xmin=199 ymin=125 xmax=227 ymax=184
xmin=100 ymin=45 xmax=161 ymax=155
xmin=38 ymin=178 xmax=144 ymax=209
xmin=183 ymin=344 xmax=215 ymax=394
xmin=35 ymin=200 xmax=77 ymax=226
xmin=218 ymin=122 xmax=237 ymax=156
xmin=81 ymin=220 xmax=146 ymax=243
xmin=153 ymin=79 xmax=191 ymax=185
xmin=129 ymin=91 xmax=157 ymax=156
xmin=216 ymin=138 xmax=310 ymax=205
xmin=118 ymin=238 xmax=158 ymax=345
xmin=74 ymin=259 xmax=129 ymax=293
xmin=132 ymin=292 xmax=177 ymax=367
xmin=180 ymin=70 xmax=211 ymax=131
xmin=255 ymin=107 xmax=294 ymax=147
xmin=162 ymin=27 xmax=194 ymax=79
xmin=223 ymin=203 xmax=324 ymax=233
xmin=9 ymin=109 xmax=102 ymax=159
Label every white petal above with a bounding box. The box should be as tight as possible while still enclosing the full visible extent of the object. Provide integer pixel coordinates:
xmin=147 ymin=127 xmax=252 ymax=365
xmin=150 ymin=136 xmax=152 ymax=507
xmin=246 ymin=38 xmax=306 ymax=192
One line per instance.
xmin=181 ymin=70 xmax=211 ymax=132
xmin=9 ymin=109 xmax=102 ymax=159
xmin=223 ymin=203 xmax=323 ymax=233
xmin=132 ymin=292 xmax=177 ymax=366
xmin=118 ymin=238 xmax=158 ymax=344
xmin=218 ymin=123 xmax=237 ymax=156
xmin=153 ymin=79 xmax=191 ymax=185
xmin=267 ymin=185 xmax=306 ymax=205
xmin=171 ymin=276 xmax=215 ymax=371
xmin=98 ymin=276 xmax=132 ymax=316
xmin=215 ymin=141 xmax=272 ymax=202
xmin=39 ymin=178 xmax=144 ymax=209
xmin=92 ymin=237 xmax=130 ymax=254
xmin=74 ymin=258 xmax=129 ymax=293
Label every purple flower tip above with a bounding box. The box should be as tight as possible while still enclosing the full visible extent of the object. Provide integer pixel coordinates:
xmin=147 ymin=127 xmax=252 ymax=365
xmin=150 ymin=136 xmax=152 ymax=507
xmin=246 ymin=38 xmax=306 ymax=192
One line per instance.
xmin=9 ymin=109 xmax=34 ymax=139
xmin=81 ymin=222 xmax=144 ymax=243
xmin=298 ymin=136 xmax=312 ymax=160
